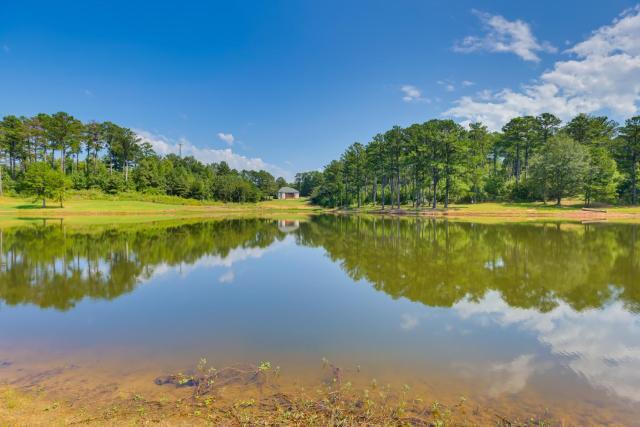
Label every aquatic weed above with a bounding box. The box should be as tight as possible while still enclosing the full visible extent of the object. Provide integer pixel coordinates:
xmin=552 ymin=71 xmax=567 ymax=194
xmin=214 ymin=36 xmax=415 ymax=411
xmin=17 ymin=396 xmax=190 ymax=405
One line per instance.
xmin=143 ymin=359 xmax=560 ymax=426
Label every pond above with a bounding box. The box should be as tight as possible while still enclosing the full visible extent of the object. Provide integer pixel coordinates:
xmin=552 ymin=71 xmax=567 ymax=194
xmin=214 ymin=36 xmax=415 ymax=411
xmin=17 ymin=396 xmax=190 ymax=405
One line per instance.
xmin=0 ymin=216 xmax=639 ymax=424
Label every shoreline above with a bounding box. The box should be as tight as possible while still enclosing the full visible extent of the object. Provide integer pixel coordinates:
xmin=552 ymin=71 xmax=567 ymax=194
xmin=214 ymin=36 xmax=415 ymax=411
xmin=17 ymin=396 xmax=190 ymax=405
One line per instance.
xmin=0 ymin=196 xmax=324 ymax=222
xmin=0 ymin=359 xmax=566 ymax=427
xmin=335 ymin=205 xmax=640 ymax=221
xmin=1 ymin=195 xmax=640 ymax=223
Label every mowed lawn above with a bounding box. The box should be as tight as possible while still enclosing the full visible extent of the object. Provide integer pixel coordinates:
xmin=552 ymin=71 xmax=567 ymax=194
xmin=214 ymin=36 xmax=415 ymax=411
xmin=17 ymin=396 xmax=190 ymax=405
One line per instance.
xmin=0 ymin=196 xmax=321 ymax=217
xmin=348 ymin=199 xmax=640 ymax=218
xmin=441 ymin=200 xmax=640 ymax=214
xmin=0 ymin=197 xmax=200 ymax=214
xmin=1 ymin=195 xmax=639 ymax=222
xmin=257 ymin=197 xmax=320 ymax=210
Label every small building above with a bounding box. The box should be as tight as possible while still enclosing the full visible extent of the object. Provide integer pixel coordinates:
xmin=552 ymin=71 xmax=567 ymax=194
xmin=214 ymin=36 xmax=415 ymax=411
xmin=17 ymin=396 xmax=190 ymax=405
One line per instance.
xmin=277 ymin=187 xmax=300 ymax=199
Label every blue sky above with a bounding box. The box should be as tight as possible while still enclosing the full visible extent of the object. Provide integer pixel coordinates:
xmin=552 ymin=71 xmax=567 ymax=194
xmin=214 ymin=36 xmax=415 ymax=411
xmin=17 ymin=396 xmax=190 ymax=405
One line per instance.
xmin=1 ymin=1 xmax=639 ymax=178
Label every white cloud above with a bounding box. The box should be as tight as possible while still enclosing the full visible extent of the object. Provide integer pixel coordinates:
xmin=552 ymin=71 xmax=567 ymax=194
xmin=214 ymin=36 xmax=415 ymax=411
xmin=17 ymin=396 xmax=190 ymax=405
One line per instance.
xmin=83 ymin=89 xmax=93 ymax=97
xmin=570 ymin=6 xmax=640 ymax=58
xmin=135 ymin=129 xmax=291 ymax=179
xmin=462 ymin=80 xmax=475 ymax=87
xmin=437 ymin=80 xmax=456 ymax=92
xmin=217 ymin=132 xmax=235 ymax=145
xmin=401 ymin=85 xmax=428 ymax=103
xmin=454 ymin=10 xmax=556 ymax=62
xmin=446 ymin=6 xmax=640 ymax=130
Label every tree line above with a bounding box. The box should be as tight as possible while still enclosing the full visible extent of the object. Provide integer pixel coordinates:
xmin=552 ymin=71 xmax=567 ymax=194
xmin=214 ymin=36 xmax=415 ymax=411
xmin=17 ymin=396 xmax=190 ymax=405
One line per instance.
xmin=299 ymin=113 xmax=640 ymax=207
xmin=0 ymin=112 xmax=290 ymax=206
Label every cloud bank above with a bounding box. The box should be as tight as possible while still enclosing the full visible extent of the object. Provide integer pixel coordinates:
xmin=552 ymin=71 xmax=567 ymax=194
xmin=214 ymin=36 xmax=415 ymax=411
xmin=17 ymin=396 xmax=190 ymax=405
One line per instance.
xmin=447 ymin=6 xmax=640 ymax=130
xmin=135 ymin=129 xmax=291 ymax=179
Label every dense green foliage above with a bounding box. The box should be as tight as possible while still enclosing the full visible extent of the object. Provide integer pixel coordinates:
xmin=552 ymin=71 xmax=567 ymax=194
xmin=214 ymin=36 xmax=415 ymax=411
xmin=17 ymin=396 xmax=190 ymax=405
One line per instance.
xmin=294 ymin=170 xmax=323 ymax=197
xmin=0 ymin=112 xmax=289 ymax=203
xmin=303 ymin=113 xmax=640 ymax=207
xmin=21 ymin=162 xmax=67 ymax=207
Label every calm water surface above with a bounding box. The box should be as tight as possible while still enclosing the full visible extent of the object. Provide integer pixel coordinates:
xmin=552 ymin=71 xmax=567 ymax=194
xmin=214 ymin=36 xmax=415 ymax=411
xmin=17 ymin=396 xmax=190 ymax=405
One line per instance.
xmin=0 ymin=216 xmax=639 ymax=424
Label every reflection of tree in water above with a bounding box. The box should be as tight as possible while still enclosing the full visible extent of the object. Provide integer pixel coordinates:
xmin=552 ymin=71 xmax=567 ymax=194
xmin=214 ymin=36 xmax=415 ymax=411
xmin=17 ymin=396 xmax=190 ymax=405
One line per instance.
xmin=0 ymin=219 xmax=285 ymax=310
xmin=295 ymin=216 xmax=640 ymax=313
xmin=2 ymin=216 xmax=639 ymax=313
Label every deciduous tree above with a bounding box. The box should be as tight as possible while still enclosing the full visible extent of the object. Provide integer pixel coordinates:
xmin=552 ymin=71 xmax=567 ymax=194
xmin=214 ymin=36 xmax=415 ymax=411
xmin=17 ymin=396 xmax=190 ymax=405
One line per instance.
xmin=529 ymin=135 xmax=587 ymax=205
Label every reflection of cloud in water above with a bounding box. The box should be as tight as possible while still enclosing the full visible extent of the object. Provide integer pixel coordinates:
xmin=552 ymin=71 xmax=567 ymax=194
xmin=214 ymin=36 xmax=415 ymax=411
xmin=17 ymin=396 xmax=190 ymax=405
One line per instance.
xmin=455 ymin=291 xmax=640 ymax=402
xmin=484 ymin=257 xmax=504 ymax=271
xmin=489 ymin=354 xmax=542 ymax=396
xmin=400 ymin=313 xmax=420 ymax=330
xmin=149 ymin=239 xmax=291 ymax=279
xmin=218 ymin=270 xmax=235 ymax=284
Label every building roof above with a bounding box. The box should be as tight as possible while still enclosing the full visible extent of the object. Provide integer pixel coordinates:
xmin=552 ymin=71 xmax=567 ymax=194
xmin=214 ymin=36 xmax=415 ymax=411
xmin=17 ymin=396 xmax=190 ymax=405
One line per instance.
xmin=277 ymin=187 xmax=299 ymax=193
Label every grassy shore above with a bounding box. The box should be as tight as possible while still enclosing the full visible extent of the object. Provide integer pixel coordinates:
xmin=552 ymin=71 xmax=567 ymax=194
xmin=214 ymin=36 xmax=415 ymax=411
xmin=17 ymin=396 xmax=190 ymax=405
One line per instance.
xmin=340 ymin=200 xmax=640 ymax=221
xmin=0 ymin=195 xmax=322 ymax=221
xmin=1 ymin=195 xmax=640 ymax=223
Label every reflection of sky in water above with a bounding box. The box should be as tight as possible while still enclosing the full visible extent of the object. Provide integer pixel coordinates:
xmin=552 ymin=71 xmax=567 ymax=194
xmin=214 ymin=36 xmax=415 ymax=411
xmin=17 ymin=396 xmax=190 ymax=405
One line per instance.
xmin=454 ymin=291 xmax=640 ymax=402
xmin=148 ymin=238 xmax=287 ymax=282
xmin=0 ymin=220 xmax=639 ymax=420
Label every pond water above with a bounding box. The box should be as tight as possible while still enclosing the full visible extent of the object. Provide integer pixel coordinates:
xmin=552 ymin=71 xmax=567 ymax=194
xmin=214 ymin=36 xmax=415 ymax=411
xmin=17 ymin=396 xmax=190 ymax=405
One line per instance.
xmin=0 ymin=216 xmax=639 ymax=424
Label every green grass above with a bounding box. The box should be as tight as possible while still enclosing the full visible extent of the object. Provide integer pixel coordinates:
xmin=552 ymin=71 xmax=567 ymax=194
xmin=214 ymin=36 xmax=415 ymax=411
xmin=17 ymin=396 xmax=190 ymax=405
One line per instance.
xmin=0 ymin=195 xmax=323 ymax=222
xmin=2 ymin=194 xmax=640 ymax=226
xmin=336 ymin=200 xmax=640 ymax=224
xmin=444 ymin=201 xmax=584 ymax=212
xmin=384 ymin=201 xmax=570 ymax=212
xmin=462 ymin=201 xmax=640 ymax=214
xmin=0 ymin=196 xmax=200 ymax=212
xmin=256 ymin=197 xmax=320 ymax=210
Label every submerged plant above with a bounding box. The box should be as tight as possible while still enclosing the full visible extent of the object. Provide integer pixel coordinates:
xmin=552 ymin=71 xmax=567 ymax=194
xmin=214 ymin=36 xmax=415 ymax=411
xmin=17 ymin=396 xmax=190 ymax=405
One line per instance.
xmin=145 ymin=359 xmax=559 ymax=426
xmin=258 ymin=361 xmax=271 ymax=372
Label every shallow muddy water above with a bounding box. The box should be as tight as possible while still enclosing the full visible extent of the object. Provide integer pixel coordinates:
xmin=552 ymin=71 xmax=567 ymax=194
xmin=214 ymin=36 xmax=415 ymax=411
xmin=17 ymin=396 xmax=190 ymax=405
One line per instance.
xmin=0 ymin=216 xmax=639 ymax=425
